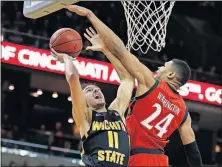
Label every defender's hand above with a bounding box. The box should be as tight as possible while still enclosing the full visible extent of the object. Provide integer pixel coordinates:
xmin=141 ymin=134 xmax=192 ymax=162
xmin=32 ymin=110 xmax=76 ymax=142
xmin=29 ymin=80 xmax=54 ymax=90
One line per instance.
xmin=66 ymin=5 xmax=91 ymax=16
xmin=84 ymin=27 xmax=106 ymax=52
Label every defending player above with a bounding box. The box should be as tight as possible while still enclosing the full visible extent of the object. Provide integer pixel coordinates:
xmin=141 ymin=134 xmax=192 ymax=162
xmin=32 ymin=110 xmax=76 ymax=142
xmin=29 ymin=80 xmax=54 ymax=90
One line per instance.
xmin=51 ymin=27 xmax=134 ymax=166
xmin=66 ymin=5 xmax=202 ymax=166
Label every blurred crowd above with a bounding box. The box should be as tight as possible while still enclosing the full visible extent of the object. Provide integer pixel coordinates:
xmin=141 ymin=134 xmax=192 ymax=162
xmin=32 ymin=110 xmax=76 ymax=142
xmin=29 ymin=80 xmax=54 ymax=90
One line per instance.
xmin=1 ymin=113 xmax=82 ymax=150
xmin=2 ymin=112 xmax=82 ymax=166
xmin=7 ymin=160 xmax=66 ymax=167
xmin=1 ymin=1 xmax=222 ymax=85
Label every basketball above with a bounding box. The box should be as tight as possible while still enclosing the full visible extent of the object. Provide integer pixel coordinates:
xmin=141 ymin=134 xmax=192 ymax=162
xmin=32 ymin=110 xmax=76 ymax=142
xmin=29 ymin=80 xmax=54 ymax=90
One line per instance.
xmin=49 ymin=28 xmax=83 ymax=58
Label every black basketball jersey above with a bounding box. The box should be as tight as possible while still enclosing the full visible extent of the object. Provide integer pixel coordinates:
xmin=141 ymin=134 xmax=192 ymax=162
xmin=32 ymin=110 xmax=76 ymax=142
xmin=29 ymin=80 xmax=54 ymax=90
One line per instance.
xmin=81 ymin=110 xmax=130 ymax=167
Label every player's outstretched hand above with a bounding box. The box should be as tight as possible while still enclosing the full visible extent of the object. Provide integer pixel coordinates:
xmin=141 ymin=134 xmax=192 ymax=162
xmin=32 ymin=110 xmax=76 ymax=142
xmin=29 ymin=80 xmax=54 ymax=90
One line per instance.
xmin=84 ymin=27 xmax=106 ymax=52
xmin=66 ymin=5 xmax=91 ymax=16
xmin=51 ymin=48 xmax=71 ymax=63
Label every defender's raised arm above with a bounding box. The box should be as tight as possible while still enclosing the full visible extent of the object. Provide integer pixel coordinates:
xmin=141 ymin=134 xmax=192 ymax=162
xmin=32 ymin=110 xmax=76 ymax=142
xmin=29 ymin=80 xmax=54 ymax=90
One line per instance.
xmin=67 ymin=5 xmax=155 ymax=95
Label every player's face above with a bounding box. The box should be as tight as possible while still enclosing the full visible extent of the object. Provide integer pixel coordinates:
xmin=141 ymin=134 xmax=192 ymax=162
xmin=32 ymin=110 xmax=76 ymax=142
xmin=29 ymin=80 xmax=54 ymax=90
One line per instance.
xmin=83 ymin=85 xmax=106 ymax=110
xmin=155 ymin=61 xmax=175 ymax=81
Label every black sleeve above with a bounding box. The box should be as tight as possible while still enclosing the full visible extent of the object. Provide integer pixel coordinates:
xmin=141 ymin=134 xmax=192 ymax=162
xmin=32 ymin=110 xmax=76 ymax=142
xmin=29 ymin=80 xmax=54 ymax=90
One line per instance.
xmin=184 ymin=141 xmax=202 ymax=167
xmin=124 ymin=107 xmax=129 ymax=118
xmin=180 ymin=106 xmax=189 ymax=126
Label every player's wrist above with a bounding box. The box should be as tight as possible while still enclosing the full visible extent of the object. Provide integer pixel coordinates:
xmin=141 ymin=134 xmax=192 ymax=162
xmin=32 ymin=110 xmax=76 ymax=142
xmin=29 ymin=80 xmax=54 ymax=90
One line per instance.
xmin=62 ymin=54 xmax=70 ymax=62
xmin=101 ymin=46 xmax=109 ymax=53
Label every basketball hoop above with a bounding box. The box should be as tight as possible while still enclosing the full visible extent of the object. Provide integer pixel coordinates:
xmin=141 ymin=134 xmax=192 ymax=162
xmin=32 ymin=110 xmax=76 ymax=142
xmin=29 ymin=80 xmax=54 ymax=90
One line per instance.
xmin=121 ymin=1 xmax=175 ymax=54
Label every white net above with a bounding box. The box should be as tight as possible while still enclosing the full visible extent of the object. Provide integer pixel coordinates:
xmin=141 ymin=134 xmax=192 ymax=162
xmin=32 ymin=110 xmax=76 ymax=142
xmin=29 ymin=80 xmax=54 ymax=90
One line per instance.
xmin=121 ymin=1 xmax=175 ymax=54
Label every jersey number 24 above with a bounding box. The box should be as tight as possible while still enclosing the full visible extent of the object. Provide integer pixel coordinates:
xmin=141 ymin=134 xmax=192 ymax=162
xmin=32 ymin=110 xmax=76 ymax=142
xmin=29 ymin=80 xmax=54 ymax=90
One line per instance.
xmin=140 ymin=103 xmax=174 ymax=138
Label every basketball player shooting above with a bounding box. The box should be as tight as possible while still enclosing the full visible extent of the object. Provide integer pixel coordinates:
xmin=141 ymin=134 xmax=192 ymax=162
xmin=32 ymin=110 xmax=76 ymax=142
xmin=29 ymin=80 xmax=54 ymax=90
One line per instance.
xmin=51 ymin=27 xmax=133 ymax=167
xmin=66 ymin=5 xmax=202 ymax=167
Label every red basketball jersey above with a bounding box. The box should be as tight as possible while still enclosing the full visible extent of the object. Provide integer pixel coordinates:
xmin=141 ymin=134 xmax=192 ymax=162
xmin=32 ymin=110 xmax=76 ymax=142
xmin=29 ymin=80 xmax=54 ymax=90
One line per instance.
xmin=126 ymin=80 xmax=188 ymax=151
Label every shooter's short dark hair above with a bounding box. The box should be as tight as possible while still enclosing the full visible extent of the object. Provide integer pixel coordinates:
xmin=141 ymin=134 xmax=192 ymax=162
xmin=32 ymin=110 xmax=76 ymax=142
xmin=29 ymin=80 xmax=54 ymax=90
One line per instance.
xmin=81 ymin=82 xmax=97 ymax=90
xmin=172 ymin=59 xmax=191 ymax=86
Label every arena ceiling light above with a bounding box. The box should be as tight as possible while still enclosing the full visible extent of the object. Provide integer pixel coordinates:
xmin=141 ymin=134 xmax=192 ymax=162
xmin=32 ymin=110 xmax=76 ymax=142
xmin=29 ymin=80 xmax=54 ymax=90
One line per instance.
xmin=68 ymin=118 xmax=74 ymax=124
xmin=215 ymin=145 xmax=221 ymax=153
xmin=37 ymin=89 xmax=43 ymax=95
xmin=8 ymin=84 xmax=14 ymax=91
xmin=68 ymin=96 xmax=72 ymax=102
xmin=30 ymin=92 xmax=38 ymax=97
xmin=52 ymin=92 xmax=58 ymax=98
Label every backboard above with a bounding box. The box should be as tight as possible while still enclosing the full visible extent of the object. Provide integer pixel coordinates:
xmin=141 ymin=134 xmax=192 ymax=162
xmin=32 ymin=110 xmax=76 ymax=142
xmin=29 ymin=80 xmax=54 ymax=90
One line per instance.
xmin=23 ymin=0 xmax=78 ymax=19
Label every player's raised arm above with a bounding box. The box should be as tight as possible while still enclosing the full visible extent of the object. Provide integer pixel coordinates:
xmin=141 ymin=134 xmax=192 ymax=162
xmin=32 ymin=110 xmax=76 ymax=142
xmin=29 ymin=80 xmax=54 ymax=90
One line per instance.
xmin=66 ymin=5 xmax=155 ymax=91
xmin=84 ymin=27 xmax=134 ymax=117
xmin=51 ymin=49 xmax=90 ymax=137
xmin=179 ymin=114 xmax=202 ymax=166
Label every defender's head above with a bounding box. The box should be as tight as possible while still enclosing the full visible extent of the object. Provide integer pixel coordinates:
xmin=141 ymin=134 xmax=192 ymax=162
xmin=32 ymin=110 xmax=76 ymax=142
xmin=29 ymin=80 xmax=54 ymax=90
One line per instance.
xmin=155 ymin=59 xmax=191 ymax=88
xmin=82 ymin=83 xmax=106 ymax=111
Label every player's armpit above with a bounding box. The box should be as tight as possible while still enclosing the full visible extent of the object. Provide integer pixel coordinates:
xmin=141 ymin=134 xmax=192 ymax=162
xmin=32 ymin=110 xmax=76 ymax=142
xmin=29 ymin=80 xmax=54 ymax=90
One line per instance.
xmin=108 ymin=78 xmax=134 ymax=118
xmin=116 ymin=49 xmax=155 ymax=89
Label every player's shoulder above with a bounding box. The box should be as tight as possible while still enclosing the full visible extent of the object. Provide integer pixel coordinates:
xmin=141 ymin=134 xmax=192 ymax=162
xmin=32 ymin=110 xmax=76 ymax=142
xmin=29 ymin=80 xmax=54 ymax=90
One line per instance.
xmin=159 ymin=81 xmax=186 ymax=102
xmin=134 ymin=79 xmax=169 ymax=100
xmin=107 ymin=109 xmax=121 ymax=116
xmin=134 ymin=79 xmax=159 ymax=100
xmin=158 ymin=80 xmax=181 ymax=95
xmin=155 ymin=80 xmax=173 ymax=95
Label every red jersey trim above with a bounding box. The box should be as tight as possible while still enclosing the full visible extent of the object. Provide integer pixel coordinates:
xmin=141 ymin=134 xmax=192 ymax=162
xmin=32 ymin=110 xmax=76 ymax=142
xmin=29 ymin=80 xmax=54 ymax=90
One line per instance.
xmin=135 ymin=80 xmax=159 ymax=100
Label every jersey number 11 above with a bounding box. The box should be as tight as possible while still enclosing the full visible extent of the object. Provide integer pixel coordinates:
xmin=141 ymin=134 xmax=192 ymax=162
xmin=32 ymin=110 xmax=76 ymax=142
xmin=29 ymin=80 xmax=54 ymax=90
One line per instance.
xmin=108 ymin=131 xmax=119 ymax=149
